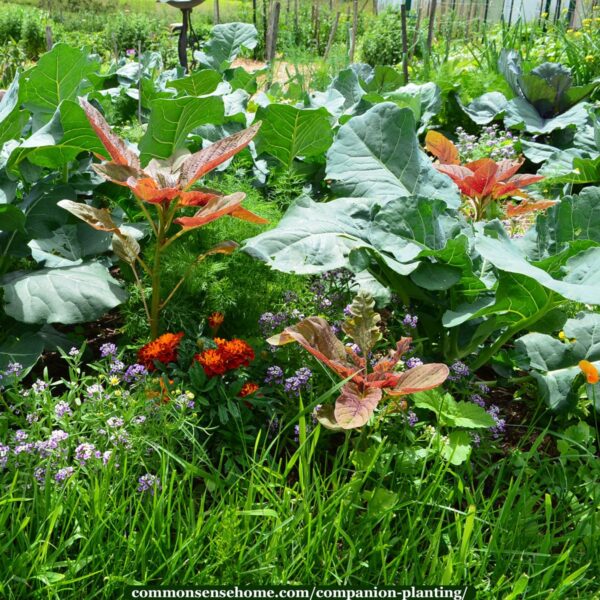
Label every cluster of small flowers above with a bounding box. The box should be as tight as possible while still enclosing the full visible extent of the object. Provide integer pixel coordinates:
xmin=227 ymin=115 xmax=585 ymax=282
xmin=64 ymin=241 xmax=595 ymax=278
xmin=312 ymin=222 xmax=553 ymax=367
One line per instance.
xmin=487 ymin=404 xmax=506 ymax=438
xmin=407 ymin=411 xmax=418 ymax=427
xmin=137 ymin=473 xmax=161 ymax=495
xmin=405 ymin=357 xmax=423 ymax=369
xmin=10 ymin=430 xmax=69 ymax=465
xmin=264 ymin=365 xmax=284 ymax=385
xmin=258 ymin=311 xmax=290 ymax=336
xmin=174 ymin=391 xmax=195 ymax=410
xmin=310 ymin=269 xmax=351 ymax=312
xmin=455 ymin=125 xmax=517 ymax=162
xmin=448 ymin=361 xmax=470 ymax=381
xmin=283 ymin=367 xmax=313 ymax=396
xmin=402 ymin=314 xmax=419 ymax=329
xmin=0 ymin=362 xmax=23 ymax=390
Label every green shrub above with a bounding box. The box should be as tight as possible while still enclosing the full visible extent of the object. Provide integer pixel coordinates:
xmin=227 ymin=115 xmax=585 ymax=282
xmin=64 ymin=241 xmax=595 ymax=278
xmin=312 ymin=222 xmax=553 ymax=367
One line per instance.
xmin=19 ymin=13 xmax=46 ymax=59
xmin=0 ymin=7 xmax=45 ymax=59
xmin=103 ymin=13 xmax=165 ymax=55
xmin=360 ymin=9 xmax=420 ymax=67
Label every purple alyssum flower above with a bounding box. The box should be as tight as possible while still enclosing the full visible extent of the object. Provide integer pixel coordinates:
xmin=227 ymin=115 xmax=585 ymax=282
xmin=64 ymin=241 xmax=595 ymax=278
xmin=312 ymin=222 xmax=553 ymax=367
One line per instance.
xmin=54 ymin=401 xmax=73 ymax=418
xmin=123 ymin=364 xmax=147 ymax=383
xmin=471 ymin=394 xmax=486 ymax=408
xmin=137 ymin=473 xmax=161 ymax=494
xmin=75 ymin=442 xmax=96 ymax=465
xmin=0 ymin=443 xmax=9 ymax=469
xmin=407 ymin=411 xmax=418 ymax=426
xmin=264 ymin=365 xmax=284 ymax=385
xmin=405 ymin=357 xmax=423 ymax=369
xmin=284 ymin=367 xmax=312 ymax=396
xmin=55 ymin=467 xmax=74 ymax=483
xmin=402 ymin=314 xmax=419 ymax=329
xmin=14 ymin=430 xmax=28 ymax=442
xmin=100 ymin=343 xmax=118 ymax=358
xmin=449 ymin=361 xmax=470 ymax=380
xmin=107 ymin=417 xmax=124 ymax=428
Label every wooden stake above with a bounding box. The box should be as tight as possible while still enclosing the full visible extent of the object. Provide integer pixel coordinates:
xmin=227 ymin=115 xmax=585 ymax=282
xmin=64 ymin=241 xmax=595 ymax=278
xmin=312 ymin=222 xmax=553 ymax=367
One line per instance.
xmin=267 ymin=1 xmax=281 ymax=62
xmin=426 ymin=0 xmax=437 ymax=54
xmin=324 ymin=11 xmax=340 ymax=59
xmin=350 ymin=0 xmax=358 ymax=62
xmin=401 ymin=2 xmax=409 ymax=83
xmin=214 ymin=0 xmax=220 ymax=24
xmin=45 ymin=25 xmax=53 ymax=51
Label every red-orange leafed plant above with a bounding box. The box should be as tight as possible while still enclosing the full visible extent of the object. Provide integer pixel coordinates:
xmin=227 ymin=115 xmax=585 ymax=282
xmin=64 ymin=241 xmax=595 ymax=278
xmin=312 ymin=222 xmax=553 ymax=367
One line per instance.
xmin=425 ymin=130 xmax=552 ymax=221
xmin=58 ymin=98 xmax=267 ymax=339
xmin=268 ymin=292 xmax=449 ymax=430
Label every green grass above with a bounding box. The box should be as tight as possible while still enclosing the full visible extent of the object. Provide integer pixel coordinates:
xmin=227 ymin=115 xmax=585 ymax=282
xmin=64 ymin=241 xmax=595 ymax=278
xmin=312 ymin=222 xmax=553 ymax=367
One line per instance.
xmin=1 ymin=413 xmax=598 ymax=598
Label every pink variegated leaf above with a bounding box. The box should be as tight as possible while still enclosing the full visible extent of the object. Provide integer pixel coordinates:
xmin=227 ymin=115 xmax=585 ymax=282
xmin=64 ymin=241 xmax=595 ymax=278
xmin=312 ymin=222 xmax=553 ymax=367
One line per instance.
xmin=179 ymin=123 xmax=261 ymax=189
xmin=386 ymin=363 xmax=449 ymax=396
xmin=267 ymin=316 xmax=359 ymax=381
xmin=334 ymin=383 xmax=382 ymax=429
xmin=314 ymin=404 xmax=344 ymax=431
xmin=79 ymin=97 xmax=140 ymax=169
xmin=57 ymin=200 xmax=120 ymax=233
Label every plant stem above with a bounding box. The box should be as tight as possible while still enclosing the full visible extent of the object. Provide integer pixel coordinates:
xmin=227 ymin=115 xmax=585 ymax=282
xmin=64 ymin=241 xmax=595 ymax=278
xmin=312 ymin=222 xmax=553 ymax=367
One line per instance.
xmin=149 ymin=209 xmax=165 ymax=339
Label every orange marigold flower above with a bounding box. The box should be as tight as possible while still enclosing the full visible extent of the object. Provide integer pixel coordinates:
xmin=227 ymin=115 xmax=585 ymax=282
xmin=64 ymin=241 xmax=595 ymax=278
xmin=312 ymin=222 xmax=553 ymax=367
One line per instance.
xmin=579 ymin=360 xmax=599 ymax=384
xmin=239 ymin=382 xmax=259 ymax=397
xmin=195 ymin=348 xmax=229 ymax=377
xmin=195 ymin=338 xmax=255 ymax=377
xmin=138 ymin=332 xmax=184 ymax=371
xmin=208 ymin=312 xmax=224 ymax=329
xmin=220 ymin=338 xmax=255 ymax=370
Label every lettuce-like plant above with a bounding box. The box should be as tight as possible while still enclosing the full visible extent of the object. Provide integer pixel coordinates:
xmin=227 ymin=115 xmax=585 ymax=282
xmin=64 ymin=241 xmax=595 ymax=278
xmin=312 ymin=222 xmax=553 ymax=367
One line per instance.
xmin=59 ymin=98 xmax=266 ymax=338
xmin=267 ymin=292 xmax=449 ymax=430
xmin=425 ymin=130 xmax=551 ymax=220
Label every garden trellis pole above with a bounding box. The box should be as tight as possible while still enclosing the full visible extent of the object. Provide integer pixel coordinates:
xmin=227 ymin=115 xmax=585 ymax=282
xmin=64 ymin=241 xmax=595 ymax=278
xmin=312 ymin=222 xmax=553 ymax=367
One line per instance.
xmin=324 ymin=11 xmax=340 ymax=59
xmin=401 ymin=2 xmax=409 ymax=83
xmin=426 ymin=0 xmax=437 ymax=54
xmin=350 ymin=0 xmax=358 ymax=62
xmin=266 ymin=1 xmax=281 ymax=61
xmin=214 ymin=0 xmax=220 ymax=23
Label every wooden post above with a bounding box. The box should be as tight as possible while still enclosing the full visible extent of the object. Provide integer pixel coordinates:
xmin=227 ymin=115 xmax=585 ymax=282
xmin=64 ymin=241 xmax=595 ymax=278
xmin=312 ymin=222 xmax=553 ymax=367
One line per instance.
xmin=252 ymin=0 xmax=258 ymax=26
xmin=401 ymin=2 xmax=409 ymax=83
xmin=409 ymin=7 xmax=421 ymax=61
xmin=314 ymin=0 xmax=321 ymax=52
xmin=178 ymin=9 xmax=190 ymax=70
xmin=214 ymin=0 xmax=220 ymax=23
xmin=262 ymin=0 xmax=269 ymax=55
xmin=350 ymin=0 xmax=358 ymax=62
xmin=45 ymin=25 xmax=53 ymax=51
xmin=267 ymin=1 xmax=281 ymax=62
xmin=373 ymin=0 xmax=378 ymax=16
xmin=324 ymin=11 xmax=340 ymax=59
xmin=426 ymin=0 xmax=437 ymax=54
xmin=138 ymin=40 xmax=142 ymax=124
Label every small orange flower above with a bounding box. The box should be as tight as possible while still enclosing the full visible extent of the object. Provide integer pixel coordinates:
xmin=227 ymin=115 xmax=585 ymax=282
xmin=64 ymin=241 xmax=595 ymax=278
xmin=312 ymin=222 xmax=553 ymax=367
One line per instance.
xmin=579 ymin=360 xmax=599 ymax=384
xmin=138 ymin=332 xmax=184 ymax=371
xmin=208 ymin=312 xmax=224 ymax=330
xmin=195 ymin=338 xmax=255 ymax=377
xmin=239 ymin=382 xmax=259 ymax=397
xmin=195 ymin=348 xmax=229 ymax=377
